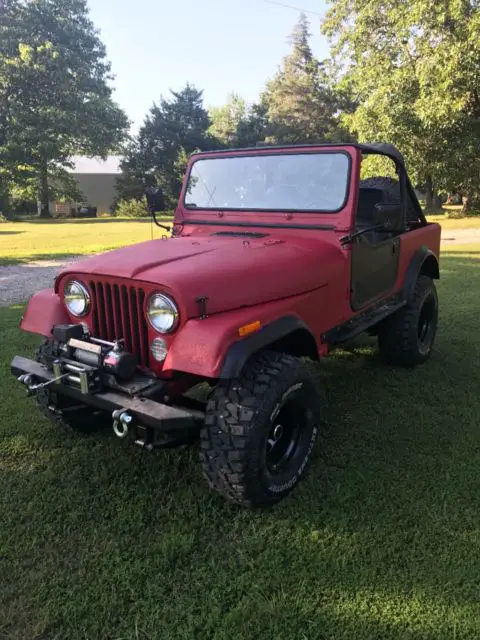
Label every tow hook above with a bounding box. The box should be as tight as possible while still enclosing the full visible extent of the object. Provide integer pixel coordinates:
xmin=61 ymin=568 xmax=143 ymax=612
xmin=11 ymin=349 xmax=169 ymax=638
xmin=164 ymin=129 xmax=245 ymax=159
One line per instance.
xmin=112 ymin=409 xmax=133 ymax=439
xmin=18 ymin=374 xmax=35 ymax=387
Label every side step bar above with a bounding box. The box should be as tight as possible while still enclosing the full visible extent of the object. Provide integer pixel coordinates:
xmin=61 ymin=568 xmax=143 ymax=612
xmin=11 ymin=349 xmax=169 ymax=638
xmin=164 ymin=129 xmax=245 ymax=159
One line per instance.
xmin=324 ymin=297 xmax=406 ymax=346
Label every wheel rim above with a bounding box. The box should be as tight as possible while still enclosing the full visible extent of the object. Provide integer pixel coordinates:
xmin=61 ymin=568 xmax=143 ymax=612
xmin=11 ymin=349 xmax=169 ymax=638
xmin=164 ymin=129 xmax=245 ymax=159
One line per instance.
xmin=265 ymin=398 xmax=305 ymax=474
xmin=417 ymin=294 xmax=437 ymax=355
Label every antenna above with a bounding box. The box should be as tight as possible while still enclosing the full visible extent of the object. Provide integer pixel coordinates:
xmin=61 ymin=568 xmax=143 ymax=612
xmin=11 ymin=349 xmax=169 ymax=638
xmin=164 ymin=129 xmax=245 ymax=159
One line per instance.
xmin=263 ymin=0 xmax=324 ymax=17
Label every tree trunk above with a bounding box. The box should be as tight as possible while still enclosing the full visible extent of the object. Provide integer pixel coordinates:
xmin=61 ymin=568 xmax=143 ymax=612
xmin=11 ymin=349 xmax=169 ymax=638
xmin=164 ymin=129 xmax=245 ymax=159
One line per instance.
xmin=38 ymin=157 xmax=51 ymax=218
xmin=432 ymin=191 xmax=443 ymax=212
xmin=0 ymin=183 xmax=13 ymax=220
xmin=424 ymin=176 xmax=434 ymax=212
xmin=460 ymin=194 xmax=480 ymax=216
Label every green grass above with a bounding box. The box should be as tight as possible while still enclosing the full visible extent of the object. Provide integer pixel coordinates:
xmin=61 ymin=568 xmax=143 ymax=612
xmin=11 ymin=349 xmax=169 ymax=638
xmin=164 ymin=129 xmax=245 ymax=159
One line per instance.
xmin=1 ymin=216 xmax=480 ymax=265
xmin=1 ymin=244 xmax=479 ymax=639
xmin=0 ymin=217 xmax=173 ymax=265
xmin=427 ymin=214 xmax=480 ymax=229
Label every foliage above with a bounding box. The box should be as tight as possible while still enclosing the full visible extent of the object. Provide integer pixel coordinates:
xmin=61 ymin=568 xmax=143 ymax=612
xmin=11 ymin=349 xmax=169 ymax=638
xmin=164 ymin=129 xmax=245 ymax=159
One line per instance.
xmin=360 ymin=155 xmax=398 ymax=181
xmin=322 ymin=0 xmax=480 ymax=212
xmin=1 ymin=244 xmax=480 ymax=637
xmin=209 ymin=93 xmax=249 ymax=147
xmin=209 ymin=93 xmax=269 ymax=148
xmin=264 ymin=13 xmax=349 ymax=144
xmin=0 ymin=0 xmax=129 ymax=217
xmin=114 ymin=197 xmax=150 ymax=218
xmin=119 ymin=84 xmax=212 ymax=209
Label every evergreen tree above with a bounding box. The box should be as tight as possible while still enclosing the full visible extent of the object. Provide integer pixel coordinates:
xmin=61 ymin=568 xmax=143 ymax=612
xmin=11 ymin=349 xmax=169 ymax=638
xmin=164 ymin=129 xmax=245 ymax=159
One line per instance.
xmin=119 ymin=84 xmax=213 ymax=208
xmin=264 ymin=13 xmax=346 ymax=144
xmin=209 ymin=93 xmax=269 ymax=148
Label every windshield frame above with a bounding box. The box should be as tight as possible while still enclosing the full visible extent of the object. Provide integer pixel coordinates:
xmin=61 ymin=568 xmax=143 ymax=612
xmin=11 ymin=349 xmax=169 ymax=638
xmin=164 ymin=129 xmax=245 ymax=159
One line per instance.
xmin=182 ymin=149 xmax=352 ymax=214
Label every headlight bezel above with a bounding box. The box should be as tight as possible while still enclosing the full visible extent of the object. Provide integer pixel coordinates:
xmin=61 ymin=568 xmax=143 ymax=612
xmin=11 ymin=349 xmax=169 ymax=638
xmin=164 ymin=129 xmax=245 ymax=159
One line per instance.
xmin=147 ymin=293 xmax=179 ymax=334
xmin=64 ymin=280 xmax=90 ymax=317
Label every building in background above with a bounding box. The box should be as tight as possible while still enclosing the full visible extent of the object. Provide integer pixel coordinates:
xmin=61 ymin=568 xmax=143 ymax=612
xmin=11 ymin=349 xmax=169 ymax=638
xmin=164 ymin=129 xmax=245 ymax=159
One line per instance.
xmin=52 ymin=156 xmax=122 ymax=217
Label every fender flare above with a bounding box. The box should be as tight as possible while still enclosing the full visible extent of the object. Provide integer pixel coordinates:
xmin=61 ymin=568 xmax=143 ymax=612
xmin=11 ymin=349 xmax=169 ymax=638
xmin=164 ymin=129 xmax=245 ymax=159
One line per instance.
xmin=20 ymin=289 xmax=70 ymax=337
xmin=403 ymin=246 xmax=440 ymax=303
xmin=220 ymin=316 xmax=317 ymax=379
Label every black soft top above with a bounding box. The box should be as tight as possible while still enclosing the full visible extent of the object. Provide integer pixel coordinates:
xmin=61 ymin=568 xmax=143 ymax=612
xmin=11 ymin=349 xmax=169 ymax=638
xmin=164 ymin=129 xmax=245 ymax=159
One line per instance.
xmin=195 ymin=142 xmax=407 ymax=170
xmin=357 ymin=143 xmax=406 ymax=167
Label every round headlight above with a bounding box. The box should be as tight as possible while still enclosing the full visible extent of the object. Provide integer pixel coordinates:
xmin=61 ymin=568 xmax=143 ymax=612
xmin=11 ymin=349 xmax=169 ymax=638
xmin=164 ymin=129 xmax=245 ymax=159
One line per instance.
xmin=147 ymin=294 xmax=179 ymax=333
xmin=64 ymin=280 xmax=90 ymax=317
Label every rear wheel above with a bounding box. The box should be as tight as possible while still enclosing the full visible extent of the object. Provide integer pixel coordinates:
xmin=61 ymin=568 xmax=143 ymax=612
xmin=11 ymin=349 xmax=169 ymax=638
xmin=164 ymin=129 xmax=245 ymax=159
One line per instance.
xmin=378 ymin=276 xmax=439 ymax=366
xmin=200 ymin=351 xmax=324 ymax=508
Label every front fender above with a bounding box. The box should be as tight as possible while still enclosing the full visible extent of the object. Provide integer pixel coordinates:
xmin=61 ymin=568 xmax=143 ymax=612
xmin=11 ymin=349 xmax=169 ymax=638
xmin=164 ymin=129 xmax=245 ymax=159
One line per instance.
xmin=163 ymin=296 xmax=320 ymax=379
xmin=20 ymin=289 xmax=70 ymax=337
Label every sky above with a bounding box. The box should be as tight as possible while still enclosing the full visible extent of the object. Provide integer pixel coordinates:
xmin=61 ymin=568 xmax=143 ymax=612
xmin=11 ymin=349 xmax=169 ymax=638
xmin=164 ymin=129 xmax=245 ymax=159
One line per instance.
xmin=87 ymin=0 xmax=331 ymax=131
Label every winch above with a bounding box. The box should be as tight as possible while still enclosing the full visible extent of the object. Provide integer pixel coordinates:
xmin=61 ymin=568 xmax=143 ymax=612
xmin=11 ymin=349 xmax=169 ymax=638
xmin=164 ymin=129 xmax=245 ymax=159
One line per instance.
xmin=44 ymin=324 xmax=137 ymax=395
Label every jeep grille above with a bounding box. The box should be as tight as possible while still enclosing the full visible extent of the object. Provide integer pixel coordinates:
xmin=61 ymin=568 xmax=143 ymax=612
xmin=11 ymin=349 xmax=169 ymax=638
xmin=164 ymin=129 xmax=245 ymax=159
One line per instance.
xmin=89 ymin=280 xmax=150 ymax=368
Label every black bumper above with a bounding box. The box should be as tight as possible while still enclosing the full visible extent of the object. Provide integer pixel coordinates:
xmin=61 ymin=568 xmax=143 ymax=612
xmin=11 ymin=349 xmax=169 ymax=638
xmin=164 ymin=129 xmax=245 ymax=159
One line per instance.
xmin=11 ymin=355 xmax=196 ymax=432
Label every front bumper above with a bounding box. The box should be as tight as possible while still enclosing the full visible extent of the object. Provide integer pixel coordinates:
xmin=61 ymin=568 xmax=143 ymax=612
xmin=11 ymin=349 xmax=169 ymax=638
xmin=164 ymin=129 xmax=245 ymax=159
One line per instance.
xmin=11 ymin=355 xmax=197 ymax=434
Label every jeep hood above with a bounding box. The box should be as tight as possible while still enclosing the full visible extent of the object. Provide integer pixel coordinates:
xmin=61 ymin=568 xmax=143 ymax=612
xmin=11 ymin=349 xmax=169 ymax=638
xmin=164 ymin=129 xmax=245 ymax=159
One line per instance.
xmin=59 ymin=233 xmax=343 ymax=317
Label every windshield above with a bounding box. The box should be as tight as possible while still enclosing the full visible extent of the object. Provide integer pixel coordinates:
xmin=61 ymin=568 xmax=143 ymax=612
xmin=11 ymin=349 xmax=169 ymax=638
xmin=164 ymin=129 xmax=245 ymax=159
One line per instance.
xmin=184 ymin=152 xmax=350 ymax=212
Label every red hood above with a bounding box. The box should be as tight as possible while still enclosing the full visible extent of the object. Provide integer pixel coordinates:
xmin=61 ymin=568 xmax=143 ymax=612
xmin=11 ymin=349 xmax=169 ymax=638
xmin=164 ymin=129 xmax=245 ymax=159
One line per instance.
xmin=59 ymin=233 xmax=343 ymax=317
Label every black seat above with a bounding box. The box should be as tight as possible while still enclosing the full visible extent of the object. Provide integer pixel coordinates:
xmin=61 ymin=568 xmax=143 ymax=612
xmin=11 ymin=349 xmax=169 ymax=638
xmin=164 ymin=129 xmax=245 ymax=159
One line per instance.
xmin=356 ymin=188 xmax=384 ymax=227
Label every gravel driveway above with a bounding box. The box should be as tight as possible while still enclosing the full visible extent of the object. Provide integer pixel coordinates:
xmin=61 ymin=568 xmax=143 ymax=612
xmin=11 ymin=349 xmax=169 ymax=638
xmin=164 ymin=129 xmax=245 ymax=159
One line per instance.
xmin=0 ymin=257 xmax=83 ymax=307
xmin=0 ymin=230 xmax=478 ymax=307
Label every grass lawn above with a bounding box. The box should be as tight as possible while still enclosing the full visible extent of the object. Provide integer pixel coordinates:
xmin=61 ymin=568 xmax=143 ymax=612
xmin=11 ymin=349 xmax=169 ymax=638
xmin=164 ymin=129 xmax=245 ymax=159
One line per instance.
xmin=1 ymin=215 xmax=480 ymax=265
xmin=0 ymin=217 xmax=172 ymax=265
xmin=427 ymin=214 xmax=480 ymax=229
xmin=1 ymin=244 xmax=479 ymax=639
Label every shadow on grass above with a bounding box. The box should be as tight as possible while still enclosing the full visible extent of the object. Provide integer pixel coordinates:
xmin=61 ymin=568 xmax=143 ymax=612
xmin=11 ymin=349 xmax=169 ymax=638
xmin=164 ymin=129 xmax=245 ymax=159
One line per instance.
xmin=0 ymin=230 xmax=25 ymax=236
xmin=0 ymin=252 xmax=91 ymax=266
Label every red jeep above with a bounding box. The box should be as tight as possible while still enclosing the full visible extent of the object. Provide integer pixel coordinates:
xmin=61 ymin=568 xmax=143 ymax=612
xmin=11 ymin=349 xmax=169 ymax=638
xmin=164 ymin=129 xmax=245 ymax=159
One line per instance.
xmin=12 ymin=143 xmax=441 ymax=508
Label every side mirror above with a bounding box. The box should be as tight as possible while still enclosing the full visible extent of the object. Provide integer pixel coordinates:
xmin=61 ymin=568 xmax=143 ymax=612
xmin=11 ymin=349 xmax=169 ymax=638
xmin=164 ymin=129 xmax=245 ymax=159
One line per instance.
xmin=374 ymin=202 xmax=404 ymax=230
xmin=144 ymin=186 xmax=171 ymax=232
xmin=145 ymin=186 xmax=165 ymax=213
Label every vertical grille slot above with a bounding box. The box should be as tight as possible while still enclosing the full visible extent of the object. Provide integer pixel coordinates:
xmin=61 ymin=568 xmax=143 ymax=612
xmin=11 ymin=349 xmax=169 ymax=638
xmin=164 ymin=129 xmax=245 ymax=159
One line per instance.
xmin=112 ymin=285 xmax=123 ymax=342
xmin=121 ymin=285 xmax=132 ymax=355
xmin=89 ymin=282 xmax=100 ymax=335
xmin=104 ymin=284 xmax=113 ymax=341
xmin=128 ymin=287 xmax=139 ymax=358
xmin=88 ymin=279 xmax=150 ymax=368
xmin=136 ymin=289 xmax=149 ymax=367
xmin=96 ymin=282 xmax=108 ymax=338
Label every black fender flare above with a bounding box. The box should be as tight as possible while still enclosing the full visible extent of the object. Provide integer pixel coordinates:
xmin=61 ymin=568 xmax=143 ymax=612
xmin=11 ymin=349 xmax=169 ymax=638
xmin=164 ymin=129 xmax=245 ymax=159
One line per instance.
xmin=404 ymin=246 xmax=440 ymax=303
xmin=220 ymin=316 xmax=317 ymax=379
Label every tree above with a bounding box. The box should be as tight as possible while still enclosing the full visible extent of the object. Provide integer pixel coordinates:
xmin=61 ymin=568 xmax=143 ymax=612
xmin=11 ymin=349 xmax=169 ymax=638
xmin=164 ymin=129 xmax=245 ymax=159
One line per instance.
xmin=322 ymin=0 xmax=480 ymax=213
xmin=209 ymin=93 xmax=249 ymax=147
xmin=209 ymin=93 xmax=269 ymax=148
xmin=263 ymin=13 xmax=347 ymax=144
xmin=119 ymin=84 xmax=213 ymax=208
xmin=0 ymin=0 xmax=129 ymax=217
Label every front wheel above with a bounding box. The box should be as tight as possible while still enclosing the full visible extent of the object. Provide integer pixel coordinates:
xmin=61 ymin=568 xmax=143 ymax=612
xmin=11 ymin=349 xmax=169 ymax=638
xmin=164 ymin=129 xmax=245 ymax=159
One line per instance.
xmin=35 ymin=339 xmax=103 ymax=432
xmin=378 ymin=275 xmax=439 ymax=366
xmin=200 ymin=352 xmax=324 ymax=508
